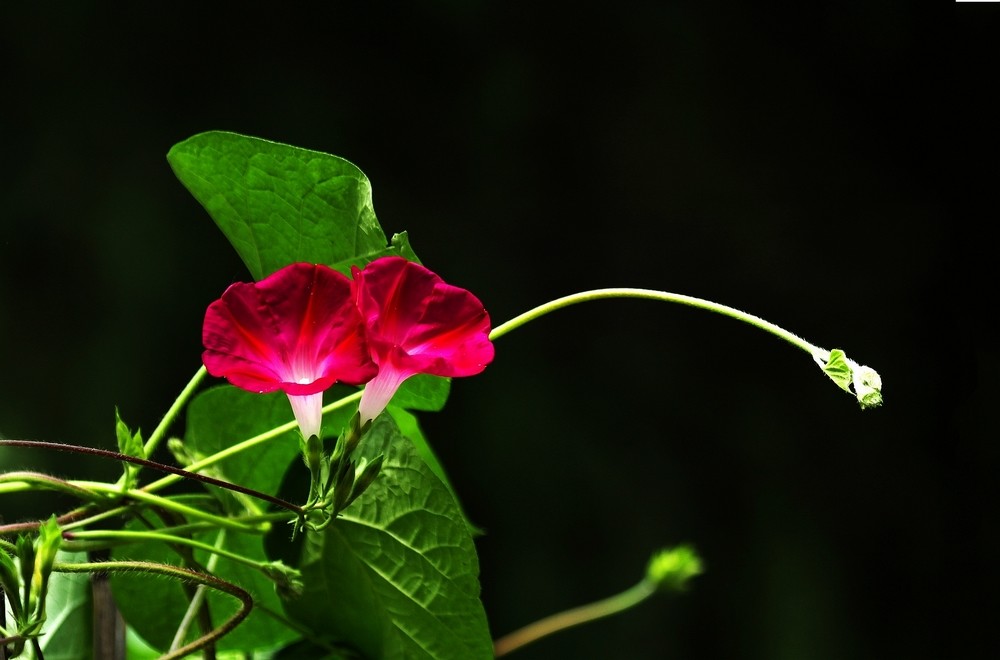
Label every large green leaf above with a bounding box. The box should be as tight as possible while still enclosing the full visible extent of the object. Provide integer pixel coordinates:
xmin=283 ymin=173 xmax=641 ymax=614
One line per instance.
xmin=169 ymin=131 xmax=452 ymax=411
xmin=169 ymin=130 xmax=387 ymax=280
xmin=283 ymin=415 xmax=492 ymax=659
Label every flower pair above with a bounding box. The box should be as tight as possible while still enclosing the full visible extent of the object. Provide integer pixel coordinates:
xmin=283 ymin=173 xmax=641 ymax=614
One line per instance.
xmin=201 ymin=257 xmax=494 ymax=439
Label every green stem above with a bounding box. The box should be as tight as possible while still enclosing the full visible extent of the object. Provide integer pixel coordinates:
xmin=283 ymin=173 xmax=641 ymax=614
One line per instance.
xmin=493 ymin=578 xmax=657 ymax=656
xmin=489 ymin=288 xmax=827 ymax=359
xmin=54 ymin=559 xmax=251 ymax=660
xmin=144 ymin=366 xmax=208 ymax=457
xmin=68 ymin=481 xmax=262 ymax=534
xmin=0 ymin=440 xmax=302 ymax=516
xmin=0 ymin=472 xmax=100 ymax=502
xmin=171 ymin=529 xmax=225 ymax=652
xmin=63 ymin=529 xmax=264 ymax=573
xmin=60 ymin=509 xmax=291 ymax=536
xmin=57 ymin=505 xmax=132 ymax=533
xmin=142 ymin=390 xmax=362 ymax=494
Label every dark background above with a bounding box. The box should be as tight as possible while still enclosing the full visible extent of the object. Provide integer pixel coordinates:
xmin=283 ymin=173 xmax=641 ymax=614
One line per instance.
xmin=1 ymin=3 xmax=995 ymax=659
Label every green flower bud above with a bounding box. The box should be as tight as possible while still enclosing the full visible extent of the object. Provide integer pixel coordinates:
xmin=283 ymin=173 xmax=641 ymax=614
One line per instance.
xmin=347 ymin=454 xmax=385 ymax=508
xmin=331 ymin=461 xmax=357 ymax=516
xmin=817 ymin=349 xmax=883 ymax=409
xmin=852 ymin=364 xmax=883 ymax=410
xmin=28 ymin=517 xmax=62 ymax=622
xmin=645 ymin=544 xmax=703 ymax=593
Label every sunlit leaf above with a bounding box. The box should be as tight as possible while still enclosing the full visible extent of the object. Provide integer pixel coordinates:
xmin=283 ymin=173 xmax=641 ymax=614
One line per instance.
xmin=821 ymin=349 xmax=854 ymax=394
xmin=390 ymin=374 xmax=451 ymax=413
xmin=115 ymin=407 xmax=144 ymax=487
xmin=169 ymin=131 xmax=388 ymax=280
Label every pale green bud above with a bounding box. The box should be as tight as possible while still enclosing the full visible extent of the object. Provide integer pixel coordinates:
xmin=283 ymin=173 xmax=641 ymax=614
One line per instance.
xmin=817 ymin=348 xmax=883 ymax=409
xmin=852 ymin=364 xmax=883 ymax=410
xmin=645 ymin=544 xmax=703 ymax=593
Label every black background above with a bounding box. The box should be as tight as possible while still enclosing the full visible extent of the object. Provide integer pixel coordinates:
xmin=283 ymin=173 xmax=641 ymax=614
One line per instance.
xmin=1 ymin=3 xmax=995 ymax=659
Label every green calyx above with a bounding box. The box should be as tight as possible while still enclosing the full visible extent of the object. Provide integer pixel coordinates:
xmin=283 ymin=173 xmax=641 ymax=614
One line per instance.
xmin=299 ymin=414 xmax=385 ymax=532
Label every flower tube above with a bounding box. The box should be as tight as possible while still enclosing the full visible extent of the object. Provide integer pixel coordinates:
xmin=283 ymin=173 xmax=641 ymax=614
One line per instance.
xmin=351 ymin=256 xmax=495 ymax=423
xmin=202 ymin=263 xmax=378 ymax=439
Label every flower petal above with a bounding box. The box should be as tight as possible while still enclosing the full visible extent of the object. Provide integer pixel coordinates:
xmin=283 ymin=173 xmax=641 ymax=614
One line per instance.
xmin=202 ymin=263 xmax=377 ymax=396
xmin=357 ymin=359 xmax=415 ymax=424
xmin=352 ymin=256 xmax=494 ymax=421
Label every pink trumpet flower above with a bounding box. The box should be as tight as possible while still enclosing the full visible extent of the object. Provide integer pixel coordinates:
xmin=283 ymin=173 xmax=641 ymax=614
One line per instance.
xmin=202 ymin=263 xmax=378 ymax=439
xmin=351 ymin=256 xmax=495 ymax=423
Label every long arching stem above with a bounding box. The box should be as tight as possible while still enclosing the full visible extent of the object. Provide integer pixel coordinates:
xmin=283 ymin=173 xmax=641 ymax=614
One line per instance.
xmin=490 ymin=288 xmax=824 ymax=358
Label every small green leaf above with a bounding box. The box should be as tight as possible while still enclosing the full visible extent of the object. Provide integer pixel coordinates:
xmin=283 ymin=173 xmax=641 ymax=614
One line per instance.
xmin=168 ymin=131 xmax=389 ymax=281
xmin=821 ymin=349 xmax=854 ymax=394
xmin=115 ymin=408 xmax=144 ymax=459
xmin=327 ymin=230 xmax=422 ymax=275
xmin=284 ymin=415 xmax=492 ymax=659
xmin=115 ymin=407 xmax=144 ymax=487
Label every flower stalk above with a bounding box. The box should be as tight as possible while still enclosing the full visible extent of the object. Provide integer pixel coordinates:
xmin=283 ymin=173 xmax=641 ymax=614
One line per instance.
xmin=493 ymin=545 xmax=702 ymax=656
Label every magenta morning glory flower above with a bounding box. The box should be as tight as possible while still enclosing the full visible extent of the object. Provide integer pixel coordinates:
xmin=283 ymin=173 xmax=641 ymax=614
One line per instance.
xmin=202 ymin=263 xmax=378 ymax=439
xmin=351 ymin=256 xmax=495 ymax=423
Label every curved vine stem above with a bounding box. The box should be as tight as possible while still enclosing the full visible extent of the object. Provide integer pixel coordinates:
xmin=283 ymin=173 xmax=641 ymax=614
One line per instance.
xmin=489 ymin=287 xmax=882 ymax=409
xmin=494 ymin=578 xmax=657 ymax=656
xmin=143 ymin=366 xmax=208 ymax=458
xmin=63 ymin=529 xmax=275 ymax=578
xmin=54 ymin=559 xmax=252 ymax=660
xmin=0 ymin=471 xmax=101 ymax=502
xmin=490 ymin=287 xmax=821 ymax=355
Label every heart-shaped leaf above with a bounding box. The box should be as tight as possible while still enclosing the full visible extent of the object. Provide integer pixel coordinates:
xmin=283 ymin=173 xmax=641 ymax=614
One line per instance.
xmin=284 ymin=415 xmax=492 ymax=659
